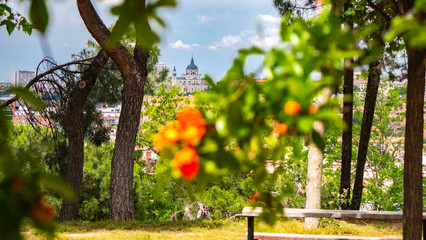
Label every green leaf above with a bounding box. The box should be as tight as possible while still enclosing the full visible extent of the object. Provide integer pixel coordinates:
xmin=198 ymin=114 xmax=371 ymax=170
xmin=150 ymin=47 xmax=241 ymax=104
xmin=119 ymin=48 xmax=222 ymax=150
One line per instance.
xmin=39 ymin=175 xmax=77 ymax=200
xmin=5 ymin=20 xmax=14 ymax=35
xmin=7 ymin=87 xmax=45 ymax=111
xmin=297 ymin=117 xmax=313 ymax=134
xmin=108 ymin=15 xmax=131 ymax=49
xmin=29 ymin=0 xmax=49 ymax=33
xmin=150 ymin=0 xmax=177 ymax=8
xmin=0 ymin=4 xmax=12 ymax=15
xmin=312 ymin=129 xmax=325 ymax=152
xmin=203 ymin=74 xmax=218 ymax=91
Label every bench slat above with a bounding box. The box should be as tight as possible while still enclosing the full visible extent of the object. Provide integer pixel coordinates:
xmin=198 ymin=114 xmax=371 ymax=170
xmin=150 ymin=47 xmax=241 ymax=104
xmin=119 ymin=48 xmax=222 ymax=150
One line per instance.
xmin=251 ymin=232 xmax=402 ymax=240
xmin=241 ymin=207 xmax=426 ymax=220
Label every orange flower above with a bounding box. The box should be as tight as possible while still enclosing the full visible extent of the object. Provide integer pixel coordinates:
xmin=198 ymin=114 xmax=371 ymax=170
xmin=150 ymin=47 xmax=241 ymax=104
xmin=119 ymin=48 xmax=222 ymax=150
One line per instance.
xmin=173 ymin=147 xmax=200 ymax=180
xmin=308 ymin=105 xmax=318 ymax=114
xmin=273 ymin=123 xmax=288 ymax=136
xmin=31 ymin=197 xmax=56 ymax=224
xmin=177 ymin=107 xmax=205 ymax=128
xmin=163 ymin=123 xmax=180 ymax=143
xmin=153 ymin=123 xmax=180 ymax=150
xmin=181 ymin=125 xmax=206 ymax=146
xmin=177 ymin=107 xmax=206 ymax=146
xmin=284 ymin=101 xmax=302 ymax=115
xmin=154 ymin=108 xmax=206 ymax=150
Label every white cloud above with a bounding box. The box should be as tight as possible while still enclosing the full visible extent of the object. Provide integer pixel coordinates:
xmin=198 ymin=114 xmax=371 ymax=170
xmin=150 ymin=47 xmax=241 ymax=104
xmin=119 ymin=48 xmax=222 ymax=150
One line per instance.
xmin=209 ymin=35 xmax=242 ymax=50
xmin=257 ymin=14 xmax=281 ymax=25
xmin=197 ymin=15 xmax=214 ymax=24
xmin=169 ymin=40 xmax=201 ymax=50
xmin=208 ymin=14 xmax=281 ymax=50
xmin=169 ymin=40 xmax=192 ymax=50
xmin=253 ymin=14 xmax=281 ymax=48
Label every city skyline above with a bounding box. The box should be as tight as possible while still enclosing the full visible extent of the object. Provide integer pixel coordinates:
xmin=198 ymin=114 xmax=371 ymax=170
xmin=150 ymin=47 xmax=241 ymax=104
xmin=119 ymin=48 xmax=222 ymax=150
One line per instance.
xmin=0 ymin=0 xmax=280 ymax=83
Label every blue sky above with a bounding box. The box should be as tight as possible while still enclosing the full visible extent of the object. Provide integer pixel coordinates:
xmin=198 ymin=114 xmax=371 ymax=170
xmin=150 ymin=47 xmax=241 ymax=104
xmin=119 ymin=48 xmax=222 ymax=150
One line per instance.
xmin=0 ymin=0 xmax=281 ymax=82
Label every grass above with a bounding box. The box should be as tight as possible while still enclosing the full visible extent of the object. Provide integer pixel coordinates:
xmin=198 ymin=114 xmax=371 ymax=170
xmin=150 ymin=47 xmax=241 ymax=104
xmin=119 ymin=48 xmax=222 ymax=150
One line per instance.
xmin=22 ymin=218 xmax=402 ymax=240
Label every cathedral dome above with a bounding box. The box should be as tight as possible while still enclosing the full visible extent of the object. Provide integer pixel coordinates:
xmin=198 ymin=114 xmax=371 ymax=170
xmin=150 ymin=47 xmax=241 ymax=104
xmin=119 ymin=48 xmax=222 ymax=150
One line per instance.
xmin=186 ymin=57 xmax=198 ymax=70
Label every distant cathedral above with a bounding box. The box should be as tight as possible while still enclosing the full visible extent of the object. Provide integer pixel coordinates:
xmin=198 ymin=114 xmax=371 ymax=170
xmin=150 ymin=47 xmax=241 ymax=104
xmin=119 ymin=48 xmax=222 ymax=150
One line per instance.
xmin=170 ymin=57 xmax=210 ymax=95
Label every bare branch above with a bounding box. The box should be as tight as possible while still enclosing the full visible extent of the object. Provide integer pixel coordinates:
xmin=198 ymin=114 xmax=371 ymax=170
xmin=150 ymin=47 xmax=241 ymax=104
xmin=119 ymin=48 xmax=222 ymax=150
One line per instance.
xmin=0 ymin=58 xmax=92 ymax=108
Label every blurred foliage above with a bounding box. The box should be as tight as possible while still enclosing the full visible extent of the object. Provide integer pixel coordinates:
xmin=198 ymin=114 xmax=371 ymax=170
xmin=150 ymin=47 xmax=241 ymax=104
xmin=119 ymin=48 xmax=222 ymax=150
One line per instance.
xmin=155 ymin=8 xmax=367 ymax=225
xmin=0 ymin=87 xmax=75 ymax=240
xmin=108 ymin=0 xmax=176 ymax=49
xmin=385 ymin=0 xmax=426 ymax=49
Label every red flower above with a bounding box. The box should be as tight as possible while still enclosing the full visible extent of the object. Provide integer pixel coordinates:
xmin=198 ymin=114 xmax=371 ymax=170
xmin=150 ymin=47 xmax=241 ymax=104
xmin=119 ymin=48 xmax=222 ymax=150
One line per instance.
xmin=173 ymin=147 xmax=200 ymax=180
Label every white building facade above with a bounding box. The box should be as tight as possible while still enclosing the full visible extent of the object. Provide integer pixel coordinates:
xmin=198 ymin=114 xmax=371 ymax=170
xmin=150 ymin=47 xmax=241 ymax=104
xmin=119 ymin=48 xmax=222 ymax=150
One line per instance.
xmin=171 ymin=57 xmax=210 ymax=95
xmin=14 ymin=70 xmax=35 ymax=86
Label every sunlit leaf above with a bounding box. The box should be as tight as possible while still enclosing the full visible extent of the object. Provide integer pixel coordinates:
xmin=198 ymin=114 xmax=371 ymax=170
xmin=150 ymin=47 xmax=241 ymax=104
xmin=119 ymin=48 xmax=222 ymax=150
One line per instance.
xmin=39 ymin=175 xmax=77 ymax=200
xmin=6 ymin=87 xmax=45 ymax=111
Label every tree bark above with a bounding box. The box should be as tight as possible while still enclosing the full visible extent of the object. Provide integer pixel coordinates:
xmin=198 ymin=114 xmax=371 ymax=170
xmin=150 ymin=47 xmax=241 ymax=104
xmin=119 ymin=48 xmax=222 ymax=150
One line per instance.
xmin=109 ymin=47 xmax=148 ymax=220
xmin=402 ymin=46 xmax=425 ymax=240
xmin=59 ymin=50 xmax=109 ymax=221
xmin=350 ymin=59 xmax=382 ymax=210
xmin=305 ymin=121 xmax=324 ymax=228
xmin=340 ymin=57 xmax=353 ymax=210
xmin=396 ymin=2 xmax=425 ymax=239
xmin=76 ymin=0 xmax=149 ymax=220
xmin=339 ymin=1 xmax=354 ymax=209
xmin=305 ymin=89 xmax=329 ymax=228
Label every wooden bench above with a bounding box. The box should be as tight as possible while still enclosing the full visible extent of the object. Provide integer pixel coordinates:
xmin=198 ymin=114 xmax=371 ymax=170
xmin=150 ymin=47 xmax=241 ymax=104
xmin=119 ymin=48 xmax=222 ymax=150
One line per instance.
xmin=240 ymin=207 xmax=426 ymax=240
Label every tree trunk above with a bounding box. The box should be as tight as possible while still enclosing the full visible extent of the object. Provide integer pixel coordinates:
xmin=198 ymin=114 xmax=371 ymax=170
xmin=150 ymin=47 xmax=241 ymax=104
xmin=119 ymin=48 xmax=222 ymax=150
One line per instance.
xmin=402 ymin=46 xmax=425 ymax=240
xmin=340 ymin=57 xmax=354 ymax=211
xmin=339 ymin=1 xmax=354 ymax=211
xmin=109 ymin=48 xmax=148 ymax=220
xmin=60 ymin=50 xmax=109 ymax=221
xmin=350 ymin=59 xmax=381 ymax=210
xmin=305 ymin=120 xmax=324 ymax=228
xmin=76 ymin=0 xmax=150 ymax=220
xmin=396 ymin=2 xmax=425 ymax=239
xmin=305 ymin=89 xmax=329 ymax=228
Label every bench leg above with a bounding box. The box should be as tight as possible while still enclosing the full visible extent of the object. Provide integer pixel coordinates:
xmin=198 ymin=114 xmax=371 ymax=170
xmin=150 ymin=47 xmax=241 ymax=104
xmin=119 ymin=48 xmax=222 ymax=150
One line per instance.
xmin=248 ymin=217 xmax=254 ymax=240
xmin=423 ymin=219 xmax=426 ymax=240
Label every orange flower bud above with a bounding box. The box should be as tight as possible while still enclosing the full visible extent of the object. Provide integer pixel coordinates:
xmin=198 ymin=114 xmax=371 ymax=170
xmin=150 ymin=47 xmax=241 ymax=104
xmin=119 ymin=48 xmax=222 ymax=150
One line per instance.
xmin=31 ymin=197 xmax=56 ymax=224
xmin=284 ymin=101 xmax=302 ymax=115
xmin=250 ymin=192 xmax=260 ymax=202
xmin=11 ymin=175 xmax=25 ymax=192
xmin=273 ymin=123 xmax=288 ymax=136
xmin=308 ymin=105 xmax=318 ymax=114
xmin=173 ymin=147 xmax=200 ymax=180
